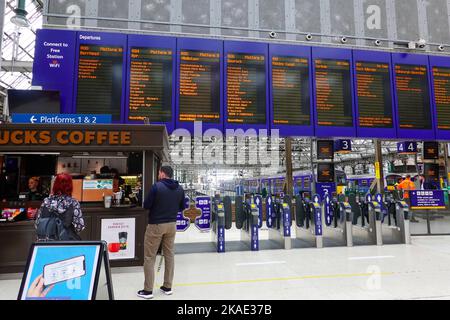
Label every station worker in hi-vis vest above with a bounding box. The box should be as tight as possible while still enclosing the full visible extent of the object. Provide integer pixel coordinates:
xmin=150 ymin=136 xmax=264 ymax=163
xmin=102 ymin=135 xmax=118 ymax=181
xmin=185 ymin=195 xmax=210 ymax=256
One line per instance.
xmin=137 ymin=166 xmax=185 ymax=300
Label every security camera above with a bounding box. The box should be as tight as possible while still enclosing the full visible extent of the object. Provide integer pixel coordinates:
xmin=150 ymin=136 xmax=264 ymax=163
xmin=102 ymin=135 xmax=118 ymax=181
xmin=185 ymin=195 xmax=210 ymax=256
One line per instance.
xmin=340 ymin=36 xmax=347 ymax=44
xmin=374 ymin=39 xmax=381 ymax=46
xmin=306 ymin=33 xmax=313 ymax=41
xmin=269 ymin=31 xmax=277 ymax=39
xmin=438 ymin=44 xmax=445 ymax=51
xmin=416 ymin=38 xmax=426 ymax=49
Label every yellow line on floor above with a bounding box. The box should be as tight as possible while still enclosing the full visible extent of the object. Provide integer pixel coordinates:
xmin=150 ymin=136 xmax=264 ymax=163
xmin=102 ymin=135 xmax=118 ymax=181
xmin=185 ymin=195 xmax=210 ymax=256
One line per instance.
xmin=172 ymin=272 xmax=395 ymax=287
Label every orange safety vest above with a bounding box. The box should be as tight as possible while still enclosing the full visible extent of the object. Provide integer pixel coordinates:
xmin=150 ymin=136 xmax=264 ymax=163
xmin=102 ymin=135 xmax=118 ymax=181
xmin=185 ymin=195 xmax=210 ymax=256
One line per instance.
xmin=397 ymin=179 xmax=416 ymax=198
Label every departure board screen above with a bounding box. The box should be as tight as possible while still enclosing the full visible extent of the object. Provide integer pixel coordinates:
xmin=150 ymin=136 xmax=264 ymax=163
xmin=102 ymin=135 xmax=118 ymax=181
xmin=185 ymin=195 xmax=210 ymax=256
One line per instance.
xmin=76 ymin=45 xmax=123 ymax=120
xmin=179 ymin=50 xmax=220 ymax=123
xmin=227 ymin=53 xmax=266 ymax=124
xmin=395 ymin=64 xmax=431 ymax=129
xmin=128 ymin=47 xmax=173 ymax=122
xmin=317 ymin=163 xmax=335 ymax=183
xmin=272 ymin=56 xmax=310 ymax=126
xmin=315 ymin=59 xmax=353 ymax=127
xmin=356 ymin=62 xmax=393 ymax=128
xmin=432 ymin=67 xmax=450 ymax=130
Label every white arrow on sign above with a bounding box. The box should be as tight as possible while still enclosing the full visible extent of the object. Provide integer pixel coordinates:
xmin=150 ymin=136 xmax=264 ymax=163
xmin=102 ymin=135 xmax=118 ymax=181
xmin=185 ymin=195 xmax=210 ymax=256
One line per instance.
xmin=30 ymin=116 xmax=37 ymax=124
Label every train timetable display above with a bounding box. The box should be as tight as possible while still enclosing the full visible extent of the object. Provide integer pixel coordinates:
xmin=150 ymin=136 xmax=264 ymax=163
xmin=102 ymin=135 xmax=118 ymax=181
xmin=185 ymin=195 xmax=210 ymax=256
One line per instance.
xmin=227 ymin=53 xmax=266 ymax=124
xmin=395 ymin=64 xmax=431 ymax=129
xmin=356 ymin=62 xmax=393 ymax=128
xmin=128 ymin=48 xmax=173 ymax=122
xmin=272 ymin=56 xmax=310 ymax=126
xmin=179 ymin=50 xmax=220 ymax=123
xmin=76 ymin=45 xmax=123 ymax=120
xmin=432 ymin=67 xmax=450 ymax=130
xmin=314 ymin=59 xmax=353 ymax=127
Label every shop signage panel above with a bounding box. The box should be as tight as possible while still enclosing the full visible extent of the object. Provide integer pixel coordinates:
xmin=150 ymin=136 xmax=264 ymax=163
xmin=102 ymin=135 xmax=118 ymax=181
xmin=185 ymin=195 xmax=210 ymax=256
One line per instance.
xmin=18 ymin=243 xmax=101 ymax=300
xmin=101 ymin=218 xmax=136 ymax=260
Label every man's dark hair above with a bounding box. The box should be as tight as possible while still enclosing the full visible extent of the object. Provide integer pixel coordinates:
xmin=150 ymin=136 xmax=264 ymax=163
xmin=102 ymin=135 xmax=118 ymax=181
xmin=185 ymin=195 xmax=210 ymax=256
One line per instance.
xmin=160 ymin=166 xmax=174 ymax=179
xmin=406 ymin=175 xmax=411 ymax=179
xmin=100 ymin=166 xmax=110 ymax=174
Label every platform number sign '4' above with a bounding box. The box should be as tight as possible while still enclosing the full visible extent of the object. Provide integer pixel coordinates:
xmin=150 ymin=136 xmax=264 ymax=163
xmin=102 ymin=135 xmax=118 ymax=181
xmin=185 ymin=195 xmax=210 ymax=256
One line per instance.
xmin=397 ymin=141 xmax=417 ymax=154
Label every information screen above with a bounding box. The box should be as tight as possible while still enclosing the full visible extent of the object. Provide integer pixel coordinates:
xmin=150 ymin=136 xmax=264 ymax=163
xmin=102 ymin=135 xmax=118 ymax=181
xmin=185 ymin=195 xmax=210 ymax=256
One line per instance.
xmin=272 ymin=56 xmax=310 ymax=126
xmin=423 ymin=141 xmax=439 ymax=160
xmin=317 ymin=163 xmax=335 ymax=183
xmin=317 ymin=140 xmax=334 ymax=160
xmin=179 ymin=50 xmax=220 ymax=123
xmin=227 ymin=53 xmax=266 ymax=124
xmin=432 ymin=67 xmax=450 ymax=130
xmin=128 ymin=47 xmax=173 ymax=122
xmin=356 ymin=62 xmax=393 ymax=128
xmin=315 ymin=59 xmax=353 ymax=127
xmin=395 ymin=64 xmax=431 ymax=129
xmin=76 ymin=45 xmax=123 ymax=121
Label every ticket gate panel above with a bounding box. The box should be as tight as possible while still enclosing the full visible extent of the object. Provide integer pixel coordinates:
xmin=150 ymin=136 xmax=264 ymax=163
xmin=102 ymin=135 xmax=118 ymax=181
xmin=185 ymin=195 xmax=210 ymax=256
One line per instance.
xmin=268 ymin=202 xmax=292 ymax=250
xmin=223 ymin=196 xmax=232 ymax=230
xmin=321 ymin=199 xmax=353 ymax=247
xmin=294 ymin=196 xmax=323 ymax=248
xmin=235 ymin=196 xmax=244 ymax=229
xmin=380 ymin=200 xmax=411 ymax=245
xmin=240 ymin=203 xmax=259 ymax=251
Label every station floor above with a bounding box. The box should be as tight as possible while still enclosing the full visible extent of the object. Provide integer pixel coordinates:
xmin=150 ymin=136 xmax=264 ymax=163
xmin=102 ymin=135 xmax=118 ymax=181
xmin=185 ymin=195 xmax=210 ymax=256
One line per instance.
xmin=2 ymin=232 xmax=450 ymax=300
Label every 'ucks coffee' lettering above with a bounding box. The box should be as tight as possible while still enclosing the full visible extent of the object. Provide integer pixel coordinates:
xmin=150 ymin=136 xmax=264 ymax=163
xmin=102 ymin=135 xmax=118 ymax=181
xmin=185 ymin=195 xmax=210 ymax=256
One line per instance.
xmin=0 ymin=130 xmax=131 ymax=145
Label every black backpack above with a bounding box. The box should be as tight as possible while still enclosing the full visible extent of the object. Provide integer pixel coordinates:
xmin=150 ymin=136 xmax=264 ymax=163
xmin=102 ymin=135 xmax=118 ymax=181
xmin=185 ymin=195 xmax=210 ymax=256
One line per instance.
xmin=36 ymin=204 xmax=81 ymax=241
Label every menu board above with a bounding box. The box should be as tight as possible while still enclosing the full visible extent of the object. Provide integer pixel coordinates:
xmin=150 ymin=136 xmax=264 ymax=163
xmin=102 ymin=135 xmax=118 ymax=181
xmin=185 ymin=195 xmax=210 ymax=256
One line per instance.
xmin=432 ymin=66 xmax=450 ymax=130
xmin=356 ymin=62 xmax=393 ymax=128
xmin=76 ymin=45 xmax=123 ymax=120
xmin=179 ymin=50 xmax=220 ymax=123
xmin=315 ymin=59 xmax=353 ymax=127
xmin=395 ymin=64 xmax=431 ymax=129
xmin=227 ymin=53 xmax=266 ymax=124
xmin=272 ymin=56 xmax=310 ymax=126
xmin=128 ymin=47 xmax=173 ymax=122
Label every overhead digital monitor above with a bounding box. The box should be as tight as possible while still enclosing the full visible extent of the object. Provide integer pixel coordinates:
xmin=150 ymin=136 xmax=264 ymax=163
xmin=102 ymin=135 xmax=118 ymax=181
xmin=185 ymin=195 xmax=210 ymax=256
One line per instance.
xmin=271 ymin=56 xmax=311 ymax=126
xmin=423 ymin=141 xmax=439 ymax=160
xmin=178 ymin=49 xmax=221 ymax=123
xmin=317 ymin=140 xmax=334 ymax=160
xmin=226 ymin=53 xmax=267 ymax=125
xmin=76 ymin=44 xmax=123 ymax=121
xmin=314 ymin=59 xmax=353 ymax=127
xmin=128 ymin=47 xmax=173 ymax=122
xmin=432 ymin=66 xmax=450 ymax=130
xmin=394 ymin=64 xmax=432 ymax=130
xmin=317 ymin=163 xmax=335 ymax=183
xmin=355 ymin=62 xmax=393 ymax=128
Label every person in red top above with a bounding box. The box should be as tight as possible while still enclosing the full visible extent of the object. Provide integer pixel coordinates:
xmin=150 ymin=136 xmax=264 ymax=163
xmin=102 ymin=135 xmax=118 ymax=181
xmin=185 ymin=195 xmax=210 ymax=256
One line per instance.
xmin=396 ymin=175 xmax=418 ymax=222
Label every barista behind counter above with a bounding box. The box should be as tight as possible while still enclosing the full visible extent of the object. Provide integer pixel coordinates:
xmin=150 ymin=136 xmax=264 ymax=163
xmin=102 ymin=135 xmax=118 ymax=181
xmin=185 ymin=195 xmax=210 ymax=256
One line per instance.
xmin=22 ymin=177 xmax=45 ymax=201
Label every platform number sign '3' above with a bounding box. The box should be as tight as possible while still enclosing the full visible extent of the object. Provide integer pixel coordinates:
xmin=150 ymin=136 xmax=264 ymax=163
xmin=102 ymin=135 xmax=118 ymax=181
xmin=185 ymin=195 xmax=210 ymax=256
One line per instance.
xmin=397 ymin=142 xmax=417 ymax=154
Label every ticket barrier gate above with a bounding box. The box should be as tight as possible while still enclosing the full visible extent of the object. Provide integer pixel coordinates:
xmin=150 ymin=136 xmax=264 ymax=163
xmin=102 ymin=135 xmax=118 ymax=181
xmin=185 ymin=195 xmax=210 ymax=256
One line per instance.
xmin=268 ymin=197 xmax=292 ymax=249
xmin=295 ymin=195 xmax=323 ymax=248
xmin=211 ymin=201 xmax=226 ymax=252
xmin=379 ymin=196 xmax=411 ymax=245
xmin=348 ymin=194 xmax=379 ymax=246
xmin=235 ymin=196 xmax=259 ymax=251
xmin=321 ymin=196 xmax=353 ymax=247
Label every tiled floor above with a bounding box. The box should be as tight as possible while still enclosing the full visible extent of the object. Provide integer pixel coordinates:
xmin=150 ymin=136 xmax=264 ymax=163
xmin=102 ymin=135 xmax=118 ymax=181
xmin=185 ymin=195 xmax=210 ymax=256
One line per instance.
xmin=3 ymin=235 xmax=450 ymax=300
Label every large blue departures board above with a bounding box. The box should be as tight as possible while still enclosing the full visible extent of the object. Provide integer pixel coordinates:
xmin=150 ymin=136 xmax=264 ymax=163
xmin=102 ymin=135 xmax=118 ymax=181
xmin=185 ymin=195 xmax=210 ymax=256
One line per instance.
xmin=33 ymin=28 xmax=450 ymax=140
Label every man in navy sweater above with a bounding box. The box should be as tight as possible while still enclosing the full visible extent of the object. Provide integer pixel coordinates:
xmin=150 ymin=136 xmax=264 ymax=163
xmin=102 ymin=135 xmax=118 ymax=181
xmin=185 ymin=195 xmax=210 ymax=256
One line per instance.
xmin=137 ymin=166 xmax=185 ymax=299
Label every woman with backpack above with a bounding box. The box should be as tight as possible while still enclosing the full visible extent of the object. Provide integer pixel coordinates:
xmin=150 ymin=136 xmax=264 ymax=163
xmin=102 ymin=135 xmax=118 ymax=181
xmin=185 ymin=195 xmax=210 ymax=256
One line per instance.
xmin=35 ymin=173 xmax=85 ymax=241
